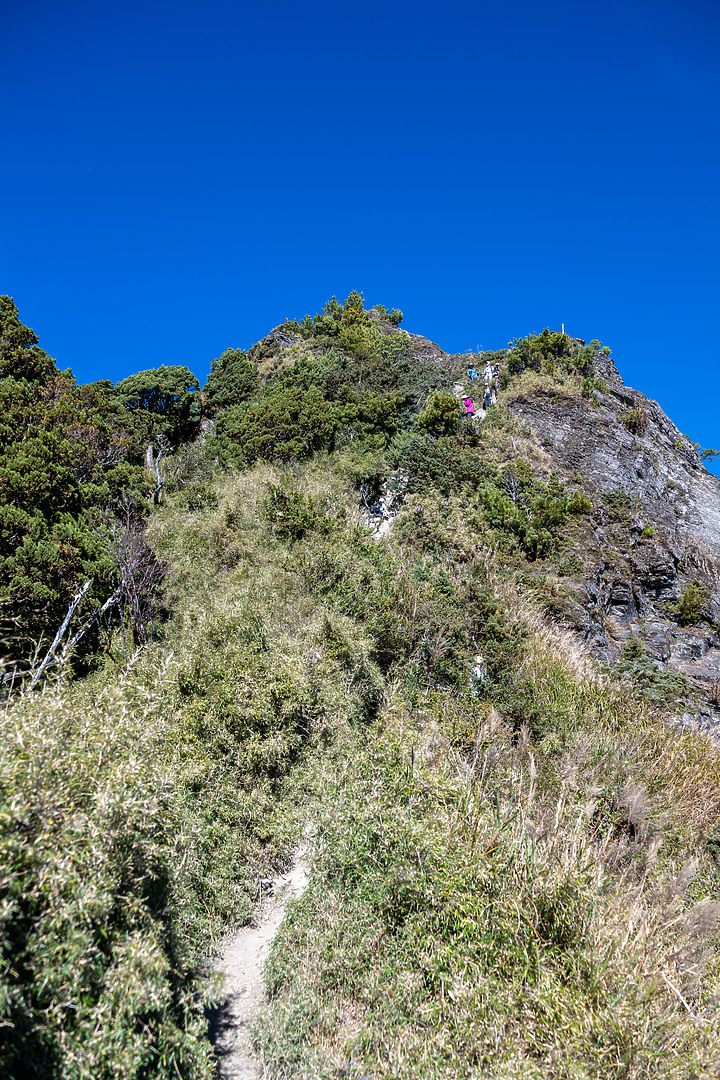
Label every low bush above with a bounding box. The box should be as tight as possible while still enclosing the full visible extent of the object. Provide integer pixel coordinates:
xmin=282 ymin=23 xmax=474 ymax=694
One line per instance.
xmin=0 ymin=673 xmax=218 ymax=1079
xmin=414 ymin=391 xmax=460 ymax=436
xmin=504 ymin=331 xmax=599 ymax=385
xmin=621 ymin=406 xmax=648 ymax=434
xmin=214 ymin=386 xmax=339 ymax=465
xmin=616 ymin=635 xmax=695 ymax=706
xmin=262 ymin=482 xmax=344 ymax=541
xmin=670 ymin=582 xmax=712 ymax=626
xmin=602 ymin=488 xmax=637 ymax=525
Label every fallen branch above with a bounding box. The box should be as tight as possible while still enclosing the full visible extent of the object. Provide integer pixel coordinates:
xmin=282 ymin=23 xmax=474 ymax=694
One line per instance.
xmin=1 ymin=582 xmax=124 ymax=690
xmin=29 ymin=580 xmax=93 ymax=689
xmin=65 ymin=585 xmax=124 ymax=654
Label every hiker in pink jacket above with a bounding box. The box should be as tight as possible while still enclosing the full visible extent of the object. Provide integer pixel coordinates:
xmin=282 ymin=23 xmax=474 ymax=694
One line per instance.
xmin=463 ymin=396 xmax=475 ymax=417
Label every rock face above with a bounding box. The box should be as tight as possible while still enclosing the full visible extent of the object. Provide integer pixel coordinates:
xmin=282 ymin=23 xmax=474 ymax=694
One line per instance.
xmin=507 ymin=351 xmax=720 ymax=732
xmin=510 ymin=364 xmax=720 ymax=554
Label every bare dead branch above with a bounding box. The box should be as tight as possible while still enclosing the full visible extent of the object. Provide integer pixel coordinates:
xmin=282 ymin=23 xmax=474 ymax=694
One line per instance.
xmin=28 ymin=579 xmax=92 ymax=689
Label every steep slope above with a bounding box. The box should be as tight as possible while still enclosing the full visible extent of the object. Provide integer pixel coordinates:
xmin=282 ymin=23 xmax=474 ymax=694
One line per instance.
xmin=3 ymin=295 xmax=720 ymax=1080
xmin=504 ymin=351 xmax=720 ymax=730
xmin=220 ymin=310 xmax=720 ymax=729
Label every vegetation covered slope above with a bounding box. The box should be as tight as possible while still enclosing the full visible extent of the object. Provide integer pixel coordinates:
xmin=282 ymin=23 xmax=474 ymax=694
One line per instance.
xmin=1 ymin=294 xmax=720 ymax=1079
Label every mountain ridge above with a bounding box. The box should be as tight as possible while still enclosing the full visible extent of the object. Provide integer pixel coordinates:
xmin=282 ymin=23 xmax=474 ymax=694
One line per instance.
xmin=3 ymin=294 xmax=720 ymax=1079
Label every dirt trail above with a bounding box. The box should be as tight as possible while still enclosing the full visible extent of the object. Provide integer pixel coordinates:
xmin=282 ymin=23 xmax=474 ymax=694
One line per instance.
xmin=211 ymin=850 xmax=308 ymax=1079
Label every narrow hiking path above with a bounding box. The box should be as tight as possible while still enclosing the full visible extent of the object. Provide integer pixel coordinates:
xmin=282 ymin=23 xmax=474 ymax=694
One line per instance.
xmin=211 ymin=850 xmax=309 ymax=1079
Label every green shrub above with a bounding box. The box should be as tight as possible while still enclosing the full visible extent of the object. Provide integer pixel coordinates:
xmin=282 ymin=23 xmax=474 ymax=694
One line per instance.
xmin=581 ymin=375 xmax=608 ymax=398
xmin=616 ymin=639 xmax=695 ymax=706
xmin=373 ymin=304 xmax=404 ymax=326
xmin=478 ymin=469 xmax=591 ymax=559
xmin=670 ymin=582 xmax=712 ymax=626
xmin=620 ymin=407 xmax=648 ymax=434
xmin=262 ymin=482 xmax=343 ymax=541
xmin=505 ymin=332 xmax=599 ymax=383
xmin=203 ymin=348 xmax=257 ymax=414
xmin=414 ymin=392 xmax=460 ymax=436
xmin=387 ymin=432 xmax=487 ymax=495
xmin=0 ymin=680 xmax=216 ymax=1079
xmin=602 ymin=489 xmax=636 ymax=525
xmin=506 ymin=329 xmax=573 ymax=376
xmin=214 ymin=386 xmax=339 ymax=465
xmin=176 ymin=482 xmax=219 ymax=512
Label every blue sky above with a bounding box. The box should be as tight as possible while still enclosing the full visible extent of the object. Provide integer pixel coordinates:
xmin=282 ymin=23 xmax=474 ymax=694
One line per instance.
xmin=2 ymin=0 xmax=719 ymax=462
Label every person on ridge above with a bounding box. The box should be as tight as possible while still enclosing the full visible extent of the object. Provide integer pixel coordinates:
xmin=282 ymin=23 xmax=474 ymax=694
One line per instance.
xmin=370 ymin=497 xmax=385 ymax=531
xmin=483 ymin=385 xmax=493 ymax=410
xmin=463 ymin=396 xmax=475 ymax=418
xmin=467 ymin=366 xmax=478 ymax=380
xmin=483 ymin=362 xmax=494 ymax=384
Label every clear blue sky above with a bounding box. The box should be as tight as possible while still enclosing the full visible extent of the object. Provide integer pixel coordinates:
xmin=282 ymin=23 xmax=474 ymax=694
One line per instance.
xmin=2 ymin=0 xmax=719 ymax=461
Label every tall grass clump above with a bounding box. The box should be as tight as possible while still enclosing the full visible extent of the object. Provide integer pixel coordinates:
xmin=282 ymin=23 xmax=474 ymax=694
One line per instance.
xmin=0 ymin=669 xmax=218 ymax=1079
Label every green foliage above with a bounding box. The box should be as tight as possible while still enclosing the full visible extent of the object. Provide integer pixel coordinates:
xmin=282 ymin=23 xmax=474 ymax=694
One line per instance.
xmin=176 ymin=482 xmax=219 ymax=512
xmin=669 ymin=582 xmax=712 ymax=626
xmin=616 ymin=636 xmax=694 ymax=705
xmin=0 ymin=298 xmax=150 ymax=663
xmin=581 ymin=375 xmax=608 ymax=398
xmin=505 ymin=331 xmax=597 ymax=382
xmin=0 ymin=685 xmax=213 ymax=1079
xmin=620 ymin=406 xmax=648 ymax=434
xmin=210 ymin=293 xmax=448 ymax=470
xmin=478 ymin=468 xmax=591 ymax=559
xmin=214 ymin=386 xmax=338 ymax=465
xmin=203 ymin=348 xmax=257 ymax=414
xmin=602 ymin=489 xmax=637 ymax=525
xmin=0 ymin=295 xmax=56 ymax=382
xmin=373 ymin=304 xmax=404 ymax=326
xmin=115 ymin=365 xmax=201 ymax=447
xmin=506 ymin=329 xmax=573 ymax=376
xmin=388 ymin=432 xmax=487 ymax=495
xmin=262 ymin=482 xmax=344 ymax=541
xmin=414 ymin=391 xmax=460 ymax=436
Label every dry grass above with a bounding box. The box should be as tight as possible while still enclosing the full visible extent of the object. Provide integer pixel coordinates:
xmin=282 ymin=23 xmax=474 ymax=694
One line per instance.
xmin=501 ymin=370 xmax=586 ymax=406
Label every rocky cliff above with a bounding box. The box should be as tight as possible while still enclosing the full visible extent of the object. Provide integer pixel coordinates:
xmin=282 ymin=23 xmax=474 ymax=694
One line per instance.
xmin=505 ymin=349 xmax=720 ymax=732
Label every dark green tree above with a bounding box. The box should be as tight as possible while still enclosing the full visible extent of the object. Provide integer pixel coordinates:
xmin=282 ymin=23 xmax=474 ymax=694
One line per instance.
xmin=0 ymin=297 xmax=149 ymax=665
xmin=203 ymin=348 xmax=257 ymax=415
xmin=115 ymin=365 xmax=201 ymax=449
xmin=415 ymin=392 xmax=461 ymax=436
xmin=0 ymin=295 xmax=56 ymax=382
xmin=215 ymin=386 xmax=338 ymax=465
